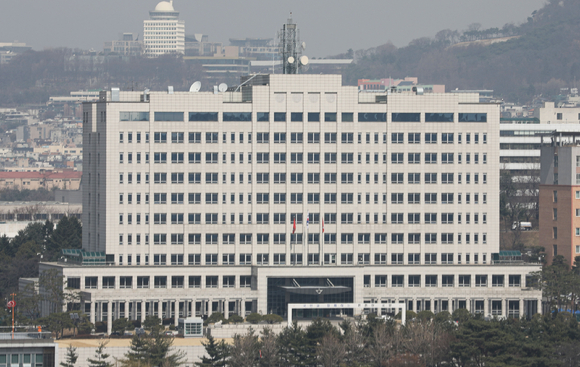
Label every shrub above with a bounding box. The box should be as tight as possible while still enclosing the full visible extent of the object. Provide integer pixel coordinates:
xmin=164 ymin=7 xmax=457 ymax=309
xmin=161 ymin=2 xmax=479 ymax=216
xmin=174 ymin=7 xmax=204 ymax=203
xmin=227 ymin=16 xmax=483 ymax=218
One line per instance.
xmin=246 ymin=313 xmax=262 ymax=324
xmin=262 ymin=314 xmax=284 ymax=324
xmin=228 ymin=315 xmax=244 ymax=324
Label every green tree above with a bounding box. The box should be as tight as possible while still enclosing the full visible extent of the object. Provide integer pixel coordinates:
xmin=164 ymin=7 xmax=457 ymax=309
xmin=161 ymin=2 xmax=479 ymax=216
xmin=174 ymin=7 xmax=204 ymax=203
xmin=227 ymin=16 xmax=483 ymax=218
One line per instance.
xmin=39 ymin=312 xmax=74 ymax=339
xmin=60 ymin=344 xmax=78 ymax=367
xmin=277 ymin=322 xmax=309 ymax=366
xmin=205 ymin=312 xmax=225 ymax=325
xmin=196 ymin=334 xmax=229 ymax=367
xmin=87 ymin=342 xmax=113 ymax=367
xmin=46 ymin=216 xmax=82 ymax=261
xmin=112 ymin=318 xmax=133 ymax=334
xmin=143 ymin=315 xmax=162 ymax=333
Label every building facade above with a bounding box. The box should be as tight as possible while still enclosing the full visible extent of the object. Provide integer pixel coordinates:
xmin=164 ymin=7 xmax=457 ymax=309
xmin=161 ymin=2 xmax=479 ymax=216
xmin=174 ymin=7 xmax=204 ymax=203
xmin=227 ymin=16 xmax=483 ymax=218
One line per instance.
xmin=539 ymin=142 xmax=580 ymax=266
xmin=40 ymin=74 xmax=541 ymax=334
xmin=143 ymin=1 xmax=185 ymax=57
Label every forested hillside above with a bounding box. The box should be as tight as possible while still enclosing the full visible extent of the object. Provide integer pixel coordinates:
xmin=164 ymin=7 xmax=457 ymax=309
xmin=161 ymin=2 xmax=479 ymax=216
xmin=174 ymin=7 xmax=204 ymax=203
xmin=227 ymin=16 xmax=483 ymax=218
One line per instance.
xmin=338 ymin=0 xmax=580 ymax=102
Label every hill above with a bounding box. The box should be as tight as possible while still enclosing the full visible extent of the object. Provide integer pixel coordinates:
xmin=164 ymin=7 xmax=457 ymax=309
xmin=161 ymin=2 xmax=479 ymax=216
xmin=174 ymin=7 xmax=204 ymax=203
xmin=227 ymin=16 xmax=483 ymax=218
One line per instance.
xmin=338 ymin=0 xmax=580 ymax=103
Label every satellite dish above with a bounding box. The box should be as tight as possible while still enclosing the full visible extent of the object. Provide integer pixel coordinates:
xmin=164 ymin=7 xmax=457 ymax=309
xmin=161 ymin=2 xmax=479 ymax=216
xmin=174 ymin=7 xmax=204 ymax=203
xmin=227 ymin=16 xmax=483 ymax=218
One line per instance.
xmin=302 ymin=42 xmax=306 ymax=50
xmin=218 ymin=83 xmax=228 ymax=93
xmin=300 ymin=55 xmax=309 ymax=65
xmin=189 ymin=81 xmax=201 ymax=92
xmin=288 ymin=56 xmax=295 ymax=64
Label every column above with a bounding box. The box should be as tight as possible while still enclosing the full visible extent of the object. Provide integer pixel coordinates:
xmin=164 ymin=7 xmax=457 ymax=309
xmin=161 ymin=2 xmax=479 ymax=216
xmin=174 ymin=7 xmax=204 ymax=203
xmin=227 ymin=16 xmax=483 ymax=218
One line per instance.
xmin=140 ymin=301 xmax=146 ymax=323
xmin=106 ymin=300 xmax=112 ymax=335
xmin=157 ymin=301 xmax=163 ymax=320
xmin=224 ymin=299 xmax=229 ymax=319
xmin=90 ymin=302 xmax=95 ymax=325
xmin=241 ymin=298 xmax=246 ymax=318
xmin=484 ymin=298 xmax=489 ymax=317
xmin=174 ymin=301 xmax=179 ymax=326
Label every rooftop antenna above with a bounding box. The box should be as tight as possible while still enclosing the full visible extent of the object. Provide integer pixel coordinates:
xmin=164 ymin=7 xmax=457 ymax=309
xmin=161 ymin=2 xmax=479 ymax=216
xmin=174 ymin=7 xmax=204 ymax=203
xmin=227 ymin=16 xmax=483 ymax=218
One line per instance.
xmin=277 ymin=13 xmax=309 ymax=74
xmin=218 ymin=83 xmax=228 ymax=93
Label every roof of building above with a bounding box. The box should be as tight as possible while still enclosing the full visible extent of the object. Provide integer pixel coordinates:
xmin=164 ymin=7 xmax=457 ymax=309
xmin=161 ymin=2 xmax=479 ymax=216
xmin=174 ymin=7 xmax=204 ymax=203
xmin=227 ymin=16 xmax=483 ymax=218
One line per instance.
xmin=154 ymin=1 xmax=174 ymax=11
xmin=0 ymin=171 xmax=81 ymax=180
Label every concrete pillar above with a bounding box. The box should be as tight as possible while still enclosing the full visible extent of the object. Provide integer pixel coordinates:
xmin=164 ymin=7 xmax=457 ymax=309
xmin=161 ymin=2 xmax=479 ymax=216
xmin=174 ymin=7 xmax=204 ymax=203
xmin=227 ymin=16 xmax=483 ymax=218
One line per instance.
xmin=157 ymin=301 xmax=163 ymax=320
xmin=90 ymin=302 xmax=95 ymax=325
xmin=174 ymin=301 xmax=179 ymax=326
xmin=224 ymin=299 xmax=229 ymax=319
xmin=484 ymin=298 xmax=489 ymax=317
xmin=241 ymin=298 xmax=246 ymax=318
xmin=140 ymin=301 xmax=145 ymax=323
xmin=106 ymin=300 xmax=112 ymax=335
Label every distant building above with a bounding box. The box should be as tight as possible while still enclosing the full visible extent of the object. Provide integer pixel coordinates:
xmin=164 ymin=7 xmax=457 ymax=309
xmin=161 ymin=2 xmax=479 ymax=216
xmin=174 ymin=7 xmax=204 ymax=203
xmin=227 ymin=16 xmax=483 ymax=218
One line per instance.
xmin=358 ymin=78 xmax=445 ymax=94
xmin=0 ymin=171 xmax=81 ymax=190
xmin=0 ymin=330 xmax=57 ymax=366
xmin=103 ymin=33 xmax=144 ymax=56
xmin=185 ymin=34 xmax=222 ymax=56
xmin=0 ymin=41 xmax=32 ymax=64
xmin=229 ymin=38 xmax=278 ymax=59
xmin=144 ymin=1 xmax=185 ymax=57
xmin=539 ymin=134 xmax=580 ymax=266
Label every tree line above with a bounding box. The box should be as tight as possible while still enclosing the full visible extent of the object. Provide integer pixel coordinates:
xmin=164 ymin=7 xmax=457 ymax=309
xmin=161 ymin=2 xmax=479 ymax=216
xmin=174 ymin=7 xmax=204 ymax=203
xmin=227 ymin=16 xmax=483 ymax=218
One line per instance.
xmin=0 ymin=217 xmax=81 ymax=301
xmin=194 ymin=311 xmax=580 ymax=367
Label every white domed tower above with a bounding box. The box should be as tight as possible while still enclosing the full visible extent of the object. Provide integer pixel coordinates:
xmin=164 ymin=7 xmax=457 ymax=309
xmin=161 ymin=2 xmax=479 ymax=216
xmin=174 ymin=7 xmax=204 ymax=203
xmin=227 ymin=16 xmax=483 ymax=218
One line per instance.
xmin=143 ymin=1 xmax=185 ymax=57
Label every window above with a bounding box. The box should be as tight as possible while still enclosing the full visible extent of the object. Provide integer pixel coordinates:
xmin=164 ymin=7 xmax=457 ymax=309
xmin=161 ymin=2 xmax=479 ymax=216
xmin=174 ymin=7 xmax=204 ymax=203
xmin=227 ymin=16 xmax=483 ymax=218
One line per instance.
xmin=290 ymin=132 xmax=303 ymax=143
xmin=458 ymin=113 xmax=487 ymax=122
xmin=391 ymin=153 xmax=404 ymax=164
xmin=342 ymin=133 xmax=354 ymax=143
xmin=425 ymin=253 xmax=437 ymax=265
xmin=274 ymin=173 xmax=286 ymax=184
xmin=341 ymin=253 xmax=354 ymax=264
xmin=392 ymin=275 xmax=404 ymax=287
xmin=291 ymin=112 xmax=303 ymax=122
xmin=408 ymin=233 xmax=420 ymax=244
xmin=425 ymin=153 xmax=437 ymax=164
xmin=442 ymin=173 xmax=454 ymax=184
xmin=391 ymin=173 xmax=404 ymax=184
xmin=154 ymin=132 xmax=167 ymax=143
xmin=153 ymin=152 xmax=166 ymax=163
xmin=439 ymin=275 xmax=453 ymax=287
xmin=459 ymin=275 xmax=471 ymax=287
xmin=405 ymin=132 xmax=419 ymax=144
xmin=408 ymin=193 xmax=420 ymax=204
xmin=391 ymin=193 xmax=403 ymax=204
xmin=391 ymin=233 xmax=403 ymax=244
xmin=425 ymin=133 xmax=437 ymax=144
xmin=341 ymin=153 xmax=354 ymax=164
xmin=441 ymin=193 xmax=454 ymax=204
xmin=441 ymin=233 xmax=454 ymax=244
xmin=408 ymin=275 xmax=421 ymax=287
xmin=391 ymin=253 xmax=403 ymax=265
xmin=492 ymin=275 xmax=504 ymax=287
xmin=442 ymin=153 xmax=454 ymax=164
xmin=391 ymin=133 xmax=404 ymax=144
xmin=274 ymin=193 xmax=286 ymax=204
xmin=425 ymin=173 xmax=437 ymax=184
xmin=291 ymin=153 xmax=303 ymax=164
xmin=408 ymin=153 xmax=420 ymax=164
xmin=424 ymin=212 xmax=438 ymax=224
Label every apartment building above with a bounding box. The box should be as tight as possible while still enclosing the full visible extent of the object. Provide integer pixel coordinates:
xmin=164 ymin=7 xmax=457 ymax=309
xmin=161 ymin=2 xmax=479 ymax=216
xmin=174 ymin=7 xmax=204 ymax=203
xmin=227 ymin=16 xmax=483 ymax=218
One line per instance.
xmin=39 ymin=74 xmax=542 ymax=334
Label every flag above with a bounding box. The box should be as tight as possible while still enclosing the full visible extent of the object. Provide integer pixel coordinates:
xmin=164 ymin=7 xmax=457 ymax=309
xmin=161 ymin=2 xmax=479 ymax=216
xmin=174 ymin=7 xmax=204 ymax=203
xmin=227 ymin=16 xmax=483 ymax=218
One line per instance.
xmin=306 ymin=211 xmax=309 ymax=229
xmin=322 ymin=218 xmax=325 ymax=233
xmin=292 ymin=217 xmax=296 ymax=234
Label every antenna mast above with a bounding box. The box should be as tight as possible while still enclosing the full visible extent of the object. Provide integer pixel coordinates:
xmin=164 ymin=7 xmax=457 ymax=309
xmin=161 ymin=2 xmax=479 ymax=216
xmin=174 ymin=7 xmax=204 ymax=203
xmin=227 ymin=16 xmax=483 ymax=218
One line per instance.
xmin=278 ymin=13 xmax=300 ymax=74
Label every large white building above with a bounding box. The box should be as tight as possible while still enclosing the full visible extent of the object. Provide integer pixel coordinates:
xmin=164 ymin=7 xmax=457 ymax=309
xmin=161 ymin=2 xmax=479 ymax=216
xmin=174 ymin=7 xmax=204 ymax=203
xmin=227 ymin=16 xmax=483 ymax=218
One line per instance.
xmin=39 ymin=74 xmax=542 ymax=335
xmin=143 ymin=1 xmax=185 ymax=57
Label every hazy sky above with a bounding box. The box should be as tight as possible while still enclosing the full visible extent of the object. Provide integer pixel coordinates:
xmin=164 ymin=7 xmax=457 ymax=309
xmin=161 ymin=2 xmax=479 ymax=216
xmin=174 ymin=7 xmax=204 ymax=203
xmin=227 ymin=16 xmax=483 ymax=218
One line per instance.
xmin=0 ymin=0 xmax=547 ymax=57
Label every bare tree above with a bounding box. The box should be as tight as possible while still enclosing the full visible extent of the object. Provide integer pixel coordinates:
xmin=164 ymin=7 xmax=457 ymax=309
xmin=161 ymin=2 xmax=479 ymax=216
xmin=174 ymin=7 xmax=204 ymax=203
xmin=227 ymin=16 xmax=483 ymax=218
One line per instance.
xmin=316 ymin=333 xmax=346 ymax=367
xmin=259 ymin=327 xmax=279 ymax=367
xmin=401 ymin=320 xmax=450 ymax=367
xmin=229 ymin=328 xmax=260 ymax=367
xmin=367 ymin=323 xmax=399 ymax=367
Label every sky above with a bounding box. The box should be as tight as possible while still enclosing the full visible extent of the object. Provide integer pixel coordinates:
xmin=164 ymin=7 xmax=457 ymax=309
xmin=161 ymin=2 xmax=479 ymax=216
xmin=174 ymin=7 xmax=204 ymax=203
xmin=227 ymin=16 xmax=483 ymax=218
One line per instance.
xmin=0 ymin=0 xmax=547 ymax=57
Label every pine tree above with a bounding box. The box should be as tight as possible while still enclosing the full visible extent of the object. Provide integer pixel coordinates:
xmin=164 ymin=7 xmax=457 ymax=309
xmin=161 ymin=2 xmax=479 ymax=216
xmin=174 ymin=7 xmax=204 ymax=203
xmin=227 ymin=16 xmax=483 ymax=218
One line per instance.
xmin=196 ymin=334 xmax=229 ymax=367
xmin=60 ymin=344 xmax=78 ymax=367
xmin=87 ymin=342 xmax=113 ymax=367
